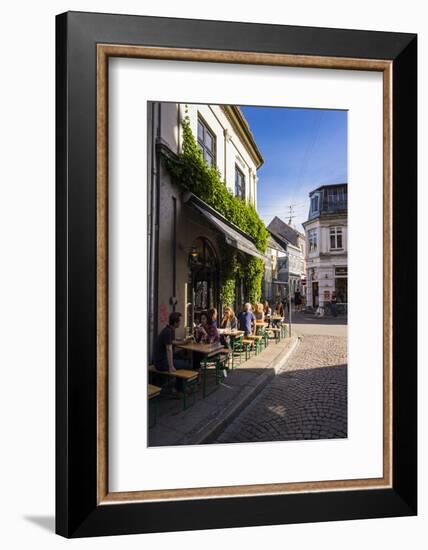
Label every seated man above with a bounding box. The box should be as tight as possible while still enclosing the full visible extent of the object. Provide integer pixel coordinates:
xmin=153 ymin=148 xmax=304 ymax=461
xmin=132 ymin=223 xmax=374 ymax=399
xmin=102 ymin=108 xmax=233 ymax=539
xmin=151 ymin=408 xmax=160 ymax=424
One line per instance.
xmin=153 ymin=312 xmax=192 ymax=391
xmin=238 ymin=302 xmax=256 ymax=337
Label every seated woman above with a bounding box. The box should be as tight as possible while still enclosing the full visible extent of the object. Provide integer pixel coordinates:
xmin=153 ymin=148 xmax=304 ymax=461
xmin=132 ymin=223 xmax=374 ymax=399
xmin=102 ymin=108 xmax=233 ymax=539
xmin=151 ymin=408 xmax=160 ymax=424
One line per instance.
xmin=220 ymin=307 xmax=238 ymax=347
xmin=209 ymin=307 xmax=218 ymax=325
xmin=254 ymin=303 xmax=265 ymax=322
xmin=194 ymin=313 xmax=209 ymax=343
xmin=263 ymin=301 xmax=272 ymax=318
xmin=273 ymin=301 xmax=284 ymax=325
xmin=195 ymin=310 xmax=220 ymax=344
xmin=220 ymin=307 xmax=238 ymax=330
xmin=206 ymin=308 xmax=220 ymax=343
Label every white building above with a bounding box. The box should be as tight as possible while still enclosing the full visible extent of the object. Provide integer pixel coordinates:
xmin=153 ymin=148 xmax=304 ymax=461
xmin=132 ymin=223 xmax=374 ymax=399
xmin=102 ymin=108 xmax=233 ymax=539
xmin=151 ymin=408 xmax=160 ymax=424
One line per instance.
xmin=148 ymin=102 xmax=264 ymax=352
xmin=263 ymin=233 xmax=288 ymax=303
xmin=267 ymin=217 xmax=306 ymax=296
xmin=159 ymin=103 xmax=261 ymax=204
xmin=302 ymin=183 xmax=348 ymax=311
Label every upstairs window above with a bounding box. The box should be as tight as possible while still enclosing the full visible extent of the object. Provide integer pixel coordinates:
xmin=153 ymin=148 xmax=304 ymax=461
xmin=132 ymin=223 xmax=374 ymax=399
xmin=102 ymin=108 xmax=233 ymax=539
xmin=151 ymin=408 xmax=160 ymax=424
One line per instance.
xmin=330 ymin=226 xmax=343 ymax=250
xmin=311 ymin=194 xmax=319 ymax=214
xmin=327 ymin=187 xmax=347 ymax=209
xmin=308 ymin=229 xmax=318 ymax=252
xmin=235 ymin=165 xmax=246 ymax=200
xmin=197 ymin=116 xmax=216 ymax=167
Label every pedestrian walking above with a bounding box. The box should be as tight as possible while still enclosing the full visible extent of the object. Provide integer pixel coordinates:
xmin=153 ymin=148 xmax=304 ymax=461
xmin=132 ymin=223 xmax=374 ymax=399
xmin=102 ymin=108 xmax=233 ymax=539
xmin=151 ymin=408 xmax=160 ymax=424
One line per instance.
xmin=294 ymin=289 xmax=302 ymax=312
xmin=331 ymin=291 xmax=338 ymax=317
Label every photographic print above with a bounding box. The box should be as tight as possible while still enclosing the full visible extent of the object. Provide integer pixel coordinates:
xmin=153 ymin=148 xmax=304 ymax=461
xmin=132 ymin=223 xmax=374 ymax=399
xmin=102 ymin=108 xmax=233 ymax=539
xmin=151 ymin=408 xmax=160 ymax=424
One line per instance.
xmin=148 ymin=102 xmax=348 ymax=446
xmin=56 ymin=13 xmax=417 ymax=536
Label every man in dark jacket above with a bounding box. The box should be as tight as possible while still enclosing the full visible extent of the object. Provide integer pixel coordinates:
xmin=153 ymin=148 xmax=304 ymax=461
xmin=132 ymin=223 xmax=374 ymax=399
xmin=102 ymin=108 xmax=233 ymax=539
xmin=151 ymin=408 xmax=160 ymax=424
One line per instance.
xmin=153 ymin=311 xmax=191 ymax=373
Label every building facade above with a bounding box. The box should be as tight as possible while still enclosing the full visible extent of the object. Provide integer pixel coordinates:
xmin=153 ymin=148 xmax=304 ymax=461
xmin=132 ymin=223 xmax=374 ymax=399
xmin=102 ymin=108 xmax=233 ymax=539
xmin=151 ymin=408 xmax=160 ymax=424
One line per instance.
xmin=266 ymin=217 xmax=306 ymax=298
xmin=302 ymin=183 xmax=348 ymax=311
xmin=147 ymin=102 xmax=264 ymax=356
xmin=263 ymin=233 xmax=288 ymax=304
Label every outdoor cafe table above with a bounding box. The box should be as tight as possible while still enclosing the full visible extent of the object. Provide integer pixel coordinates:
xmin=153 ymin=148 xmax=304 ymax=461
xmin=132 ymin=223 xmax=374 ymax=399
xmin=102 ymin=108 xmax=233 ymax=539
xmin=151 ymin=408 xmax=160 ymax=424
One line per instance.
xmin=218 ymin=329 xmax=244 ymax=337
xmin=254 ymin=321 xmax=268 ymax=336
xmin=175 ymin=341 xmax=226 ymax=397
xmin=175 ymin=341 xmax=225 ymax=368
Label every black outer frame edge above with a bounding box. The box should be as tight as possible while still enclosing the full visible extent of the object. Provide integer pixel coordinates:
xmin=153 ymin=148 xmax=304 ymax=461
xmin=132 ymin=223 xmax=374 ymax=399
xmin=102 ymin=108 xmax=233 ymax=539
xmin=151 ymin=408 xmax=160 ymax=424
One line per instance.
xmin=55 ymin=11 xmax=69 ymax=538
xmin=72 ymin=489 xmax=414 ymax=538
xmin=392 ymin=36 xmax=418 ymax=513
xmin=62 ymin=10 xmax=415 ymax=60
xmin=55 ymin=11 xmax=418 ymax=538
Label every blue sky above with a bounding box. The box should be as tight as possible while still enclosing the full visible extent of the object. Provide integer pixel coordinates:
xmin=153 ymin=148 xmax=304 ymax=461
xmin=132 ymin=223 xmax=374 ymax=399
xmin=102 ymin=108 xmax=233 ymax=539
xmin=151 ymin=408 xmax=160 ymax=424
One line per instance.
xmin=240 ymin=106 xmax=348 ymax=232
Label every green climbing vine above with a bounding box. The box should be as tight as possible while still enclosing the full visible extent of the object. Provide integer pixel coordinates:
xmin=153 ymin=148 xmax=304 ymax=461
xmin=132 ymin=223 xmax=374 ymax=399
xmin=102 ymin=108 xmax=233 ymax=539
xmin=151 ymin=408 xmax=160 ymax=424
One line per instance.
xmin=244 ymin=256 xmax=265 ymax=305
xmin=218 ymin=241 xmax=239 ymax=308
xmin=164 ymin=112 xmax=268 ymax=307
xmin=164 ymin=115 xmax=268 ymax=252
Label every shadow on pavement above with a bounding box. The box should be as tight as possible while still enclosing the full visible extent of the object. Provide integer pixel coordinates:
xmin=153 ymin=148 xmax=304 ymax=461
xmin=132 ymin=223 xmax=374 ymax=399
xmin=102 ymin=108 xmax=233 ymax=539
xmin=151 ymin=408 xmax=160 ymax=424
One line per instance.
xmin=214 ymin=363 xmax=347 ymax=444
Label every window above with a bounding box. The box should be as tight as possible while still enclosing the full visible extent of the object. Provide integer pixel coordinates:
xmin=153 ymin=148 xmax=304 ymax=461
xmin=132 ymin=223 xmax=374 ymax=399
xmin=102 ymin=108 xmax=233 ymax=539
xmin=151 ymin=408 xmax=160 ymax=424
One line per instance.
xmin=235 ymin=165 xmax=245 ymax=200
xmin=308 ymin=229 xmax=317 ymax=252
xmin=327 ymin=187 xmax=347 ymax=210
xmin=330 ymin=226 xmax=343 ymax=250
xmin=197 ymin=117 xmax=216 ymax=167
xmin=311 ymin=195 xmax=319 ymax=213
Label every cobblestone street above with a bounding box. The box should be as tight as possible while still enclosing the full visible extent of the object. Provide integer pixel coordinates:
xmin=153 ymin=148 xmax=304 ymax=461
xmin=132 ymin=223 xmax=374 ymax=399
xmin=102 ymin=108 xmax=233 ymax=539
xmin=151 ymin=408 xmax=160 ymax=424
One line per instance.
xmin=214 ymin=333 xmax=347 ymax=443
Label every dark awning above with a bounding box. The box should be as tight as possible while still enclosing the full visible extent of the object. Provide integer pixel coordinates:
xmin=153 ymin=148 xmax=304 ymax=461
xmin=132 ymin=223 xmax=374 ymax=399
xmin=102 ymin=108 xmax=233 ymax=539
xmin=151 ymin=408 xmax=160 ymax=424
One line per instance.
xmin=184 ymin=193 xmax=267 ymax=262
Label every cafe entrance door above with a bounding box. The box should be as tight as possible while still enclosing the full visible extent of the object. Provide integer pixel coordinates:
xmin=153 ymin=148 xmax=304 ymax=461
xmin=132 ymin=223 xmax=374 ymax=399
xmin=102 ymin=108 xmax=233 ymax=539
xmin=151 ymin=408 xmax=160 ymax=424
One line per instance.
xmin=187 ymin=237 xmax=219 ymax=328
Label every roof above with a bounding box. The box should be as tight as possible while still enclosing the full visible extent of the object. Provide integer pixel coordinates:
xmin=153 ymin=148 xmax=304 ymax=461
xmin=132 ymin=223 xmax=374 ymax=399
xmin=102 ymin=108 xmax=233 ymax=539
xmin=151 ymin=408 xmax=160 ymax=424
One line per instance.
xmin=267 ymin=233 xmax=287 ymax=254
xmin=267 ymin=217 xmax=304 ymax=247
xmin=309 ymin=182 xmax=348 ymax=196
xmin=222 ymin=106 xmax=264 ymax=169
xmin=184 ymin=193 xmax=267 ymax=262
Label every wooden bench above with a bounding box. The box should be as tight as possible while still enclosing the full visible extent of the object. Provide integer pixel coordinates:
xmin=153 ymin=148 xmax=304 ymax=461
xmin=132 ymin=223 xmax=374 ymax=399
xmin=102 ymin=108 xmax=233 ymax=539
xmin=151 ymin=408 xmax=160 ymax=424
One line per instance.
xmin=245 ymin=334 xmax=263 ymax=355
xmin=148 ymin=365 xmax=198 ymax=410
xmin=279 ymin=323 xmax=288 ymax=338
xmin=148 ymin=383 xmax=162 ymax=399
xmin=148 ymin=384 xmax=162 ymax=427
xmin=200 ymin=351 xmax=230 ymax=398
xmin=242 ymin=338 xmax=256 ymax=360
xmin=268 ymin=327 xmax=281 ymax=343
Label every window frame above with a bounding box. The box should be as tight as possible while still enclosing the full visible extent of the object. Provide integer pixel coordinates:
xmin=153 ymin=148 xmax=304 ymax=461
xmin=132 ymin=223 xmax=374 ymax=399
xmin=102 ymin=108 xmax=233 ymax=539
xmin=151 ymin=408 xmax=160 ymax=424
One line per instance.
xmin=197 ymin=115 xmax=216 ymax=168
xmin=235 ymin=164 xmax=246 ymax=200
xmin=310 ymin=194 xmax=320 ymax=214
xmin=308 ymin=228 xmax=318 ymax=252
xmin=329 ymin=226 xmax=344 ymax=250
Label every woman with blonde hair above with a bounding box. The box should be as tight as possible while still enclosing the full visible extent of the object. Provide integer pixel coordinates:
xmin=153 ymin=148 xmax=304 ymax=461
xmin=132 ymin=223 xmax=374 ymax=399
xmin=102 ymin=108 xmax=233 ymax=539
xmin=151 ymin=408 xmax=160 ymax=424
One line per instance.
xmin=254 ymin=302 xmax=265 ymax=322
xmin=220 ymin=306 xmax=238 ymax=330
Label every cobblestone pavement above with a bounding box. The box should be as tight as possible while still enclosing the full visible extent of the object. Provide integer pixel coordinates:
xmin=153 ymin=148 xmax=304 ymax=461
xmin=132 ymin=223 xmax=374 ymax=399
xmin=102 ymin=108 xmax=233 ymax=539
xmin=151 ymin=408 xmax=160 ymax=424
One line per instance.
xmin=214 ymin=335 xmax=347 ymax=443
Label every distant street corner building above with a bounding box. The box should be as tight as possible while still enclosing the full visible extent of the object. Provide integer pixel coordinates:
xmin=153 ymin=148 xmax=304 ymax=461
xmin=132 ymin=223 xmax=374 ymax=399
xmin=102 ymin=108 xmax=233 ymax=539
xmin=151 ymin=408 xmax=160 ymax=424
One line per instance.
xmin=266 ymin=217 xmax=306 ymax=302
xmin=302 ymin=184 xmax=348 ymax=312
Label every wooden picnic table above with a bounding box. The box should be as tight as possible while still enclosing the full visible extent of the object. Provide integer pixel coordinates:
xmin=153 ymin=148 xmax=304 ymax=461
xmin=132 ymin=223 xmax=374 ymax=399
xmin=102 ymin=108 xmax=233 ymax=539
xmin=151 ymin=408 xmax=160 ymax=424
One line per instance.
xmin=175 ymin=341 xmax=224 ymax=357
xmin=270 ymin=315 xmax=284 ymax=321
xmin=255 ymin=321 xmax=268 ymax=327
xmin=148 ymin=383 xmax=162 ymax=398
xmin=176 ymin=341 xmax=227 ymax=398
xmin=218 ymin=329 xmax=244 ymax=337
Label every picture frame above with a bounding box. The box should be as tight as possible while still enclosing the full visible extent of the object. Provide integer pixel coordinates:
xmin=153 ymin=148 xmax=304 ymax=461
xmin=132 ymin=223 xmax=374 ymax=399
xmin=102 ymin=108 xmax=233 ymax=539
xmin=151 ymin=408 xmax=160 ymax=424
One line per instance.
xmin=56 ymin=11 xmax=417 ymax=538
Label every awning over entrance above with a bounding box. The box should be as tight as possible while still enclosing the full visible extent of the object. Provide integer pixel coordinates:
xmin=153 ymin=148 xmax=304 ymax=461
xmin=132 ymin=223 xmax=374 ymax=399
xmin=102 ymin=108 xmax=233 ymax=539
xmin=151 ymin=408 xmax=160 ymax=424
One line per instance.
xmin=184 ymin=193 xmax=267 ymax=262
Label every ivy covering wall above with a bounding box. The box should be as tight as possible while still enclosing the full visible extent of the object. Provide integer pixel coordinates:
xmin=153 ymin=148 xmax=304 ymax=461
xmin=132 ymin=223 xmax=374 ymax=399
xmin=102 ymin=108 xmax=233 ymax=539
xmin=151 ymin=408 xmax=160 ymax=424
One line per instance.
xmin=164 ymin=113 xmax=268 ymax=308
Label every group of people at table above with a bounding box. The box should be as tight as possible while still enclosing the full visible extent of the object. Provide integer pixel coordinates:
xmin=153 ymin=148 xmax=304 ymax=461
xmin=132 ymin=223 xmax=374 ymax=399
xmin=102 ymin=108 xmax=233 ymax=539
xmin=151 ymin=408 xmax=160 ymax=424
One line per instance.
xmin=152 ymin=301 xmax=285 ymax=380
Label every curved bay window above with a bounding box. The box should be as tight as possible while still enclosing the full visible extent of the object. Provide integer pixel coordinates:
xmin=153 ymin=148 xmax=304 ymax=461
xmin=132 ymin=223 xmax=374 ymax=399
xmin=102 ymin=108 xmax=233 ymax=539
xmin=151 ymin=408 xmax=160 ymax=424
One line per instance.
xmin=187 ymin=237 xmax=219 ymax=328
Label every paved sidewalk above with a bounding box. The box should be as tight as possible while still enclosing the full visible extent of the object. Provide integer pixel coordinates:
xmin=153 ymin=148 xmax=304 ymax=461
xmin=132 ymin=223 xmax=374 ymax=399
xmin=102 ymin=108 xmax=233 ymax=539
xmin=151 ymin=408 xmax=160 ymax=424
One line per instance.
xmin=148 ymin=336 xmax=299 ymax=446
xmin=215 ymin=334 xmax=347 ymax=443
